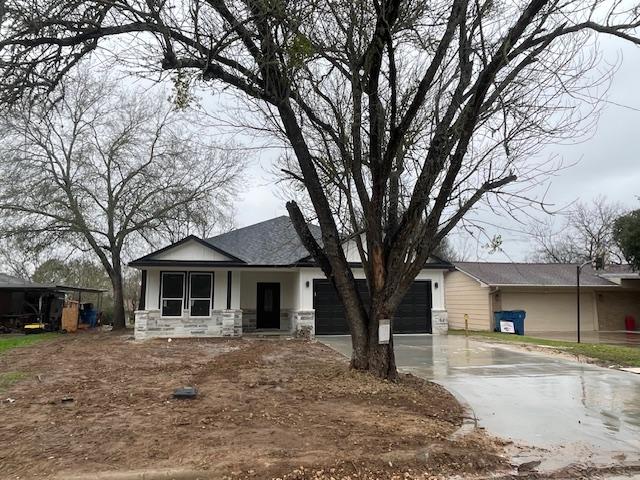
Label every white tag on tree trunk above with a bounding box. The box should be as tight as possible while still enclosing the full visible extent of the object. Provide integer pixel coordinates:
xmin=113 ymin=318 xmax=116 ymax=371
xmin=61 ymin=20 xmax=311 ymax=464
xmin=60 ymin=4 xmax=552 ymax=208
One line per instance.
xmin=379 ymin=319 xmax=390 ymax=344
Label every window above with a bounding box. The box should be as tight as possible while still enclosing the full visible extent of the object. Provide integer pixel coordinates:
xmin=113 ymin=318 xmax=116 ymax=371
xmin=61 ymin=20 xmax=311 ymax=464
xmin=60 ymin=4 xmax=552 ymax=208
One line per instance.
xmin=189 ymin=273 xmax=213 ymax=317
xmin=161 ymin=272 xmax=184 ymax=316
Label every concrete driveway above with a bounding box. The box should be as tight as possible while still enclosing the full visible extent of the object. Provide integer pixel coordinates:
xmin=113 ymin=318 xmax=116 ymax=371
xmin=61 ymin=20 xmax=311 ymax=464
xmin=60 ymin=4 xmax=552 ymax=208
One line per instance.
xmin=320 ymin=334 xmax=640 ymax=467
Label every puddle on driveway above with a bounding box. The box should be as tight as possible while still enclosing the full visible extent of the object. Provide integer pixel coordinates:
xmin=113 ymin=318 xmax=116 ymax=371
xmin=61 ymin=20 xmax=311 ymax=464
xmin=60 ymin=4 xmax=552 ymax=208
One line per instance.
xmin=320 ymin=334 xmax=640 ymax=469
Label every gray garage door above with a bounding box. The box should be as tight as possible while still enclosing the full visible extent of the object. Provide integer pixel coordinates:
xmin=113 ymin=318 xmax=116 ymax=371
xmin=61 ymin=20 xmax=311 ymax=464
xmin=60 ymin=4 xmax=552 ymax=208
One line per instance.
xmin=313 ymin=279 xmax=432 ymax=335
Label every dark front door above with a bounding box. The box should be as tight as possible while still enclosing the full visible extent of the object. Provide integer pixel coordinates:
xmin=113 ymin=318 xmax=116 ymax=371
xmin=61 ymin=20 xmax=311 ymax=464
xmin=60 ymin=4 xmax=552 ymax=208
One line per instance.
xmin=256 ymin=283 xmax=280 ymax=329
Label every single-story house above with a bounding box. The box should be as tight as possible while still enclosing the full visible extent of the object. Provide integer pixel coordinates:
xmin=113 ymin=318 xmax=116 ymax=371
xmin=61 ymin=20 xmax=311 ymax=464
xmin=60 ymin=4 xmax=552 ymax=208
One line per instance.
xmin=445 ymin=263 xmax=640 ymax=332
xmin=130 ymin=216 xmax=451 ymax=340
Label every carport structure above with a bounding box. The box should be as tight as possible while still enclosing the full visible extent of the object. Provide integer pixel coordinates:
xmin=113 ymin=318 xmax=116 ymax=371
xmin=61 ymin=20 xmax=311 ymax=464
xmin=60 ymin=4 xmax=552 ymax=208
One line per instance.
xmin=0 ymin=273 xmax=62 ymax=330
xmin=0 ymin=272 xmax=105 ymax=331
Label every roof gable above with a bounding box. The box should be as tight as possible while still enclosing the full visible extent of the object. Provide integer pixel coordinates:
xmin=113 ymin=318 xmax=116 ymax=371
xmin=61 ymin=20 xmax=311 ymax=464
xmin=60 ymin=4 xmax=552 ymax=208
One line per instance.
xmin=130 ymin=235 xmax=244 ymax=266
xmin=153 ymin=238 xmax=235 ymax=262
xmin=339 ymin=237 xmax=450 ymax=267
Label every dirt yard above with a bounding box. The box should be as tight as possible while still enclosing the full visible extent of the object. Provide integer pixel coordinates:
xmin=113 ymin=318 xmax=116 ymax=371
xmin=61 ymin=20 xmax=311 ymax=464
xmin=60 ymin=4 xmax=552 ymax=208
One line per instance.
xmin=0 ymin=333 xmax=506 ymax=479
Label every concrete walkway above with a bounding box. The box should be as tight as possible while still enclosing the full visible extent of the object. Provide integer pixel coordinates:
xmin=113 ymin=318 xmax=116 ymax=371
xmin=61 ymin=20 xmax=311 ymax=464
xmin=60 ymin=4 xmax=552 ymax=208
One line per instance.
xmin=319 ymin=334 xmax=640 ymax=468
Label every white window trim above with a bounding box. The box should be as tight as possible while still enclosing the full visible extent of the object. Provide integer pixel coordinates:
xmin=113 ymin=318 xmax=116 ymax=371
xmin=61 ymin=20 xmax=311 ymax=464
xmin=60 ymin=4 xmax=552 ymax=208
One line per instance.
xmin=161 ymin=272 xmax=185 ymax=318
xmin=189 ymin=272 xmax=213 ymax=318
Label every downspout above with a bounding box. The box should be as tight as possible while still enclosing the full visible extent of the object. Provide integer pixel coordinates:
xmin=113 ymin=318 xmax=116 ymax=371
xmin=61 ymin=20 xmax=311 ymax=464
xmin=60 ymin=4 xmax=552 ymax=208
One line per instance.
xmin=489 ymin=287 xmax=500 ymax=330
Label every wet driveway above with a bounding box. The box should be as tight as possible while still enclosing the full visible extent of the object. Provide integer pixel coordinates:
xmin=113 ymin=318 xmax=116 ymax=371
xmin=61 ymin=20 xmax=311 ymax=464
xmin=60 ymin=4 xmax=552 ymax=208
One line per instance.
xmin=320 ymin=334 xmax=640 ymax=466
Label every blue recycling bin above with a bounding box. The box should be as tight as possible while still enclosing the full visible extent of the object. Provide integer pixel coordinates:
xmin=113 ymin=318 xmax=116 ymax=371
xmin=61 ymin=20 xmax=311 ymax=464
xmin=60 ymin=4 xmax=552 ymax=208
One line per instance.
xmin=494 ymin=310 xmax=526 ymax=335
xmin=507 ymin=310 xmax=526 ymax=335
xmin=81 ymin=308 xmax=98 ymax=328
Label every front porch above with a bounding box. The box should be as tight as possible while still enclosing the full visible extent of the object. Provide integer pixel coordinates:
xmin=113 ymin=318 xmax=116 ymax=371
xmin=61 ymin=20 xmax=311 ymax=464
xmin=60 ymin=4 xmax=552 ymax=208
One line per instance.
xmin=134 ymin=268 xmax=315 ymax=340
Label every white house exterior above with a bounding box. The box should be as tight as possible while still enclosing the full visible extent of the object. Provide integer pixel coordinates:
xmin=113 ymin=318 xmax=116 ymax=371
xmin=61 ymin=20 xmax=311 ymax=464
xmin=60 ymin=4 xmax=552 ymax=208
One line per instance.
xmin=130 ymin=216 xmax=450 ymax=340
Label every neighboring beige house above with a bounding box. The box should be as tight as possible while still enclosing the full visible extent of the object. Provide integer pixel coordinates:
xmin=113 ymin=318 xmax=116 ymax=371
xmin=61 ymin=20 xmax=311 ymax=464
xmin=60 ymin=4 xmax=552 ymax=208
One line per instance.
xmin=597 ymin=266 xmax=640 ymax=330
xmin=446 ymin=263 xmax=640 ymax=333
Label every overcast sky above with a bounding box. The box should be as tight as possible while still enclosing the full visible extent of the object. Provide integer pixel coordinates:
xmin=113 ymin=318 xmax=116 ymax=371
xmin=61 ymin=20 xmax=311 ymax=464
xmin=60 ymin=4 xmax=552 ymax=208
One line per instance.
xmin=217 ymin=36 xmax=640 ymax=262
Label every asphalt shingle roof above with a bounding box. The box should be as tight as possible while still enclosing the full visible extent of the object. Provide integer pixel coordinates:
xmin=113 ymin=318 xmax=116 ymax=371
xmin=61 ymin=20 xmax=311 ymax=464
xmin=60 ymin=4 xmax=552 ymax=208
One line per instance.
xmin=205 ymin=216 xmax=322 ymax=265
xmin=0 ymin=273 xmax=52 ymax=290
xmin=599 ymin=264 xmax=637 ymax=275
xmin=455 ymin=262 xmax=617 ymax=287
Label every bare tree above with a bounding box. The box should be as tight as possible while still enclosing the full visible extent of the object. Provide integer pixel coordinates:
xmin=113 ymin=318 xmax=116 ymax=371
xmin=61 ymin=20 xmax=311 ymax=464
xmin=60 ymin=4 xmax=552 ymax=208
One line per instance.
xmin=529 ymin=196 xmax=626 ymax=264
xmin=0 ymin=0 xmax=639 ymax=377
xmin=0 ymin=237 xmax=53 ymax=279
xmin=0 ymin=74 xmax=244 ymax=329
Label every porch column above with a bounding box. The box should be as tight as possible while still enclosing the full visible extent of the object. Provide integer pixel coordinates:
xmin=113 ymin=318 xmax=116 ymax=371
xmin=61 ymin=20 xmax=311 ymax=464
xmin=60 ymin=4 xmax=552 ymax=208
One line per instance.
xmin=431 ymin=273 xmax=448 ymax=335
xmin=138 ymin=270 xmax=147 ymax=310
xmin=431 ymin=309 xmax=449 ymax=334
xmin=222 ymin=270 xmax=242 ymax=336
xmin=292 ymin=269 xmax=315 ymax=338
xmin=226 ymin=270 xmax=241 ymax=309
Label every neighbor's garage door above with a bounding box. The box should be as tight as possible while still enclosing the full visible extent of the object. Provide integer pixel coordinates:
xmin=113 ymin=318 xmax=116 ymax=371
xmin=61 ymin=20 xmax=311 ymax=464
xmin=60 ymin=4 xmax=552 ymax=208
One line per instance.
xmin=500 ymin=290 xmax=597 ymax=332
xmin=313 ymin=279 xmax=432 ymax=335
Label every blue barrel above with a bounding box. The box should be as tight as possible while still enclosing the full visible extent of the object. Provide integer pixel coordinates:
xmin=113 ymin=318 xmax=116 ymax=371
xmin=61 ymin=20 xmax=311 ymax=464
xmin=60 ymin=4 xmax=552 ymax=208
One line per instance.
xmin=84 ymin=309 xmax=98 ymax=328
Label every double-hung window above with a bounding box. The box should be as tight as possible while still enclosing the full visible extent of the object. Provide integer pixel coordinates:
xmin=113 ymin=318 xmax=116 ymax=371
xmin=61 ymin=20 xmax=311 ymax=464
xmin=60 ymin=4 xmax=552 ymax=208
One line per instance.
xmin=189 ymin=273 xmax=213 ymax=317
xmin=161 ymin=272 xmax=185 ymax=317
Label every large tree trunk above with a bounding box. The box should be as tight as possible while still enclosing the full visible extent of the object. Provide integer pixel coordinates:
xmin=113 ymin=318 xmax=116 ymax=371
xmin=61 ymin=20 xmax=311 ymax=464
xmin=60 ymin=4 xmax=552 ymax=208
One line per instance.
xmin=110 ymin=272 xmax=126 ymax=330
xmin=368 ymin=338 xmax=397 ymax=380
xmin=109 ymin=254 xmax=127 ymax=330
xmin=368 ymin=298 xmax=398 ymax=380
xmin=340 ymin=290 xmax=369 ymax=370
xmin=343 ymin=290 xmax=399 ymax=380
xmin=286 ymin=201 xmax=372 ymax=369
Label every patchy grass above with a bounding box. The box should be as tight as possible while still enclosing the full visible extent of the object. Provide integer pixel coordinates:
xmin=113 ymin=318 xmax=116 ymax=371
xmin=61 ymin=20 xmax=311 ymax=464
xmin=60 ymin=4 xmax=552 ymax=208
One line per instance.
xmin=0 ymin=333 xmax=60 ymax=354
xmin=449 ymin=329 xmax=640 ymax=368
xmin=449 ymin=329 xmax=579 ymax=347
xmin=0 ymin=371 xmax=26 ymax=391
